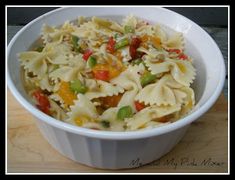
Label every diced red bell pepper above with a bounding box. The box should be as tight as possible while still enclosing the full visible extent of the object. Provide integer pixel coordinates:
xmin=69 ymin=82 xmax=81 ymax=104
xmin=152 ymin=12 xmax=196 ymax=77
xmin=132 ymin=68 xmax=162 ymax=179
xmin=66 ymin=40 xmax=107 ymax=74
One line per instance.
xmin=134 ymin=101 xmax=146 ymax=112
xmin=32 ymin=90 xmax=50 ymax=115
xmin=158 ymin=116 xmax=169 ymax=123
xmin=36 ymin=105 xmax=50 ymax=115
xmin=83 ymin=49 xmax=93 ymax=61
xmin=178 ymin=53 xmax=188 ymax=60
xmin=93 ymin=70 xmax=110 ymax=81
xmin=129 ymin=46 xmax=137 ymax=59
xmin=106 ymin=37 xmax=116 ymax=53
xmin=168 ymin=49 xmax=181 ymax=54
xmin=129 ymin=37 xmax=142 ymax=59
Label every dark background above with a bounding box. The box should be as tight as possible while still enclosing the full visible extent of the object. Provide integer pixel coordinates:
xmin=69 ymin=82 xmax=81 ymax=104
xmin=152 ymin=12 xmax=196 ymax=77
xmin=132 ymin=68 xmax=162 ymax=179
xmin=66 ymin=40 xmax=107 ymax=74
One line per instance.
xmin=7 ymin=7 xmax=228 ymax=27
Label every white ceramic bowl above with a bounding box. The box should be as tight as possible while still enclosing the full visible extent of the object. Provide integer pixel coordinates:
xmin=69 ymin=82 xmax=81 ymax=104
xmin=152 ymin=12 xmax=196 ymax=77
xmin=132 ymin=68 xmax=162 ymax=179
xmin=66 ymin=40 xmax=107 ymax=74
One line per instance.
xmin=7 ymin=7 xmax=225 ymax=169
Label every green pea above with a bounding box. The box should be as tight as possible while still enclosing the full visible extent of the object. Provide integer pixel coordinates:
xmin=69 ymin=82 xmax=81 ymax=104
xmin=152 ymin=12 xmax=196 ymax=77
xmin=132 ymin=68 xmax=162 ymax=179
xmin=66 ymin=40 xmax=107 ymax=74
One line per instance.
xmin=70 ymin=79 xmax=88 ymax=94
xmin=115 ymin=38 xmax=129 ymax=50
xmin=101 ymin=120 xmax=110 ymax=128
xmin=88 ymin=56 xmax=97 ymax=68
xmin=140 ymin=72 xmax=157 ymax=87
xmin=117 ymin=106 xmax=133 ymax=120
xmin=72 ymin=35 xmax=79 ymax=45
xmin=124 ymin=25 xmax=134 ymax=34
xmin=114 ymin=33 xmax=119 ymax=39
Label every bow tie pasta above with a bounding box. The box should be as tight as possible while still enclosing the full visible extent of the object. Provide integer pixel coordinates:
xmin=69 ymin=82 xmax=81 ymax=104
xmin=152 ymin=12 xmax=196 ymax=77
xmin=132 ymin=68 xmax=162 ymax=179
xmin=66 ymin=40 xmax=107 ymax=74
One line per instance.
xmin=19 ymin=15 xmax=196 ymax=131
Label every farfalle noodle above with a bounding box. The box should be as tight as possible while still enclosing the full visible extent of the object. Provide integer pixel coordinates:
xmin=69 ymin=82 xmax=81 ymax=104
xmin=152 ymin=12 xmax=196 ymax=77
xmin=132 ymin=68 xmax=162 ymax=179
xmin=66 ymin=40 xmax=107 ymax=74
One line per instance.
xmin=19 ymin=15 xmax=196 ymax=131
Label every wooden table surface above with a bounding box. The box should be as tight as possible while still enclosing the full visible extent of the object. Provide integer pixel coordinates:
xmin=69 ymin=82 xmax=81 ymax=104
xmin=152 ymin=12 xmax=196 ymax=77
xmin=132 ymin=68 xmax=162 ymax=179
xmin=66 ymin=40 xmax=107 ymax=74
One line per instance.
xmin=7 ymin=89 xmax=228 ymax=173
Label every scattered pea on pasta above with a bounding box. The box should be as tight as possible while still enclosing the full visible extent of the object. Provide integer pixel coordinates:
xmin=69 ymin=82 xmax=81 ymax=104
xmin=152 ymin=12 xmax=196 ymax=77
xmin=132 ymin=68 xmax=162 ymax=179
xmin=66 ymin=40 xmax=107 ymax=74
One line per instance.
xmin=18 ymin=15 xmax=196 ymax=131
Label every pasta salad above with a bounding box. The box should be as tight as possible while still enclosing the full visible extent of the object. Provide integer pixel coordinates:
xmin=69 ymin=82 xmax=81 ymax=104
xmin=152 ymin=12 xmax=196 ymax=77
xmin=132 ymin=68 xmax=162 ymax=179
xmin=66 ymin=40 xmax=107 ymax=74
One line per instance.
xmin=18 ymin=15 xmax=196 ymax=131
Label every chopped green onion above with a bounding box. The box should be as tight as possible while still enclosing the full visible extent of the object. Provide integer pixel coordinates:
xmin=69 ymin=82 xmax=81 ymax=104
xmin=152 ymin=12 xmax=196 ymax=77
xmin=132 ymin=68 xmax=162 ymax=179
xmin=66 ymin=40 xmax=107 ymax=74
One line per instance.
xmin=70 ymin=79 xmax=88 ymax=94
xmin=140 ymin=72 xmax=157 ymax=87
xmin=131 ymin=58 xmax=142 ymax=65
xmin=71 ymin=35 xmax=81 ymax=53
xmin=114 ymin=33 xmax=119 ymax=39
xmin=72 ymin=35 xmax=79 ymax=45
xmin=75 ymin=46 xmax=82 ymax=53
xmin=88 ymin=56 xmax=97 ymax=68
xmin=35 ymin=46 xmax=44 ymax=52
xmin=101 ymin=120 xmax=110 ymax=128
xmin=124 ymin=25 xmax=134 ymax=34
xmin=115 ymin=38 xmax=129 ymax=50
xmin=117 ymin=106 xmax=133 ymax=120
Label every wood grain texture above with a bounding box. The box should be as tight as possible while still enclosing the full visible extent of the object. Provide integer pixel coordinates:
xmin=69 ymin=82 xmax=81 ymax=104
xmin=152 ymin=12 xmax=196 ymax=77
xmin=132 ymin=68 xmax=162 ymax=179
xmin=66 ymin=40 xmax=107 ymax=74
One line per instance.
xmin=7 ymin=89 xmax=228 ymax=173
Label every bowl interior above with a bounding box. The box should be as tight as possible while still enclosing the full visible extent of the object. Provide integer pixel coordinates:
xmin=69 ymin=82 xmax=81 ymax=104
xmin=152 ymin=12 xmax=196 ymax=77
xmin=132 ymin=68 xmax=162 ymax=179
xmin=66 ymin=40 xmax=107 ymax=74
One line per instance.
xmin=7 ymin=7 xmax=225 ymax=136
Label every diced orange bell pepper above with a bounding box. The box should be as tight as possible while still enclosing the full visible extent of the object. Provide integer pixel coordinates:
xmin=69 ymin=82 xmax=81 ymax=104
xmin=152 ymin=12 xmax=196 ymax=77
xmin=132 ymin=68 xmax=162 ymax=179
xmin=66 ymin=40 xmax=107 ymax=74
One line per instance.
xmin=158 ymin=116 xmax=168 ymax=123
xmin=150 ymin=36 xmax=161 ymax=49
xmin=100 ymin=94 xmax=123 ymax=108
xmin=57 ymin=81 xmax=77 ymax=106
xmin=92 ymin=62 xmax=123 ymax=81
xmin=140 ymin=35 xmax=161 ymax=49
xmin=114 ymin=51 xmax=122 ymax=61
xmin=141 ymin=34 xmax=149 ymax=43
xmin=74 ymin=117 xmax=83 ymax=126
xmin=109 ymin=65 xmax=122 ymax=79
